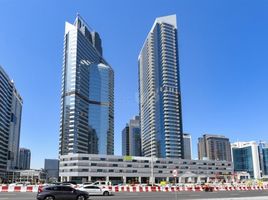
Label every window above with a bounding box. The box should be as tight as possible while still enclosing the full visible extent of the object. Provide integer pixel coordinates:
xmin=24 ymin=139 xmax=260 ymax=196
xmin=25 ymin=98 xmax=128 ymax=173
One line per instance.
xmin=45 ymin=187 xmax=54 ymax=191
xmin=61 ymin=187 xmax=74 ymax=191
xmin=85 ymin=186 xmax=99 ymax=189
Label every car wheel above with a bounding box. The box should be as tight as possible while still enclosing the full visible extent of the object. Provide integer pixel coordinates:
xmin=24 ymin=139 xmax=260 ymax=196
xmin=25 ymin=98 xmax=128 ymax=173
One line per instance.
xmin=77 ymin=195 xmax=86 ymax=200
xmin=103 ymin=191 xmax=109 ymax=196
xmin=44 ymin=196 xmax=55 ymax=200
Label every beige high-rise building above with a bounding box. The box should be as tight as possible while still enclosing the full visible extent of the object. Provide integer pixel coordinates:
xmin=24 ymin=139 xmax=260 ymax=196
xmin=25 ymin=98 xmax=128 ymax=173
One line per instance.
xmin=198 ymin=134 xmax=232 ymax=161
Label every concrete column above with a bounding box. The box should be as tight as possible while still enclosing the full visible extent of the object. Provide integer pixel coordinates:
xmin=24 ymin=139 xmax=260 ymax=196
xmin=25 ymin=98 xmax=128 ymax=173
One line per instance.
xmin=166 ymin=177 xmax=169 ymax=183
xmin=178 ymin=177 xmax=181 ymax=183
xmin=88 ymin=176 xmax=91 ymax=182
xmin=123 ymin=176 xmax=126 ymax=184
xmin=66 ymin=176 xmax=70 ymax=181
xmin=197 ymin=176 xmax=201 ymax=183
xmin=150 ymin=176 xmax=155 ymax=185
xmin=207 ymin=177 xmax=210 ymax=183
xmin=106 ymin=176 xmax=109 ymax=182
xmin=138 ymin=177 xmax=142 ymax=183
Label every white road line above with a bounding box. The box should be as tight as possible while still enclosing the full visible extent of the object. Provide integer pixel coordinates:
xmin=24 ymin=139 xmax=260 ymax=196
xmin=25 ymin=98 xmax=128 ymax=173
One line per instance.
xmin=191 ymin=197 xmax=268 ymax=200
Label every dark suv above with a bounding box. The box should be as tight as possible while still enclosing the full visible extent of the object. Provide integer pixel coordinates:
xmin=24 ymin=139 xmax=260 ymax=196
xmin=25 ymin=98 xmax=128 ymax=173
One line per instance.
xmin=37 ymin=185 xmax=89 ymax=200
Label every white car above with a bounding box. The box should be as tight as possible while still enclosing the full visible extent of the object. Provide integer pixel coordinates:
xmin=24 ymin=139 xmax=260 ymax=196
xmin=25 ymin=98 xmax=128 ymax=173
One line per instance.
xmin=79 ymin=185 xmax=112 ymax=196
xmin=91 ymin=181 xmax=111 ymax=187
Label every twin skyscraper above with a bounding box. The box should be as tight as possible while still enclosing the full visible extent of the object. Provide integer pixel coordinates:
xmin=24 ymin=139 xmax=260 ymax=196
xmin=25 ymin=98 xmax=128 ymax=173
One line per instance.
xmin=59 ymin=14 xmax=184 ymax=159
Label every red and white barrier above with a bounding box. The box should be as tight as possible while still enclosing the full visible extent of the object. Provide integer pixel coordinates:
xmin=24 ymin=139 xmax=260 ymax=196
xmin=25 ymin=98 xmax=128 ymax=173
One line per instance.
xmin=0 ymin=185 xmax=267 ymax=192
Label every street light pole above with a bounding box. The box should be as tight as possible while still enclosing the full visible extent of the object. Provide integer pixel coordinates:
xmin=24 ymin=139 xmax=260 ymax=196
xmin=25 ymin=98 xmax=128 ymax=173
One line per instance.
xmin=150 ymin=130 xmax=154 ymax=185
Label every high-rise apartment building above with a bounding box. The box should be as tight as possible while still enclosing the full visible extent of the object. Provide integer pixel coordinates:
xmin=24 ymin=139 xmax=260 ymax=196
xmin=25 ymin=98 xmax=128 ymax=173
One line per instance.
xmin=18 ymin=148 xmax=31 ymax=170
xmin=122 ymin=116 xmax=141 ymax=156
xmin=0 ymin=66 xmax=23 ymax=180
xmin=183 ymin=133 xmax=192 ymax=160
xmin=198 ymin=134 xmax=232 ymax=161
xmin=138 ymin=15 xmax=184 ymax=159
xmin=231 ymin=141 xmax=261 ymax=179
xmin=59 ymin=15 xmax=114 ymax=156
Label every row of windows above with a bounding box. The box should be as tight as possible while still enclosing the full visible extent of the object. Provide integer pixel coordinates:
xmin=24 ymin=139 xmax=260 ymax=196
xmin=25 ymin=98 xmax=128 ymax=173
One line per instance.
xmin=61 ymin=157 xmax=232 ymax=167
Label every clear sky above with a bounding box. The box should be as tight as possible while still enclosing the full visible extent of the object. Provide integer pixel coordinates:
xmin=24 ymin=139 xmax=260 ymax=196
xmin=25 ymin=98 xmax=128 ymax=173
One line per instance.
xmin=0 ymin=0 xmax=268 ymax=169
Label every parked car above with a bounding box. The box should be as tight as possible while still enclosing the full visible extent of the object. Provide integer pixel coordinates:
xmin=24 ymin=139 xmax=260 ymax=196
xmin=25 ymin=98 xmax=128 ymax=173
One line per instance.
xmin=36 ymin=185 xmax=89 ymax=200
xmin=79 ymin=185 xmax=112 ymax=196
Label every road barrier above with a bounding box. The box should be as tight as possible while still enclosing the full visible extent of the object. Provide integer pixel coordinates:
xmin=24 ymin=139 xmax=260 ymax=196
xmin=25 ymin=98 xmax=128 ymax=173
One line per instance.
xmin=0 ymin=185 xmax=267 ymax=192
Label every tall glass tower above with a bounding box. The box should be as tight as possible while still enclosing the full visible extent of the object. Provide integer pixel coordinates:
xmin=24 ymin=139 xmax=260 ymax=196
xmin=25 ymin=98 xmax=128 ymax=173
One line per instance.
xmin=138 ymin=15 xmax=184 ymax=159
xmin=0 ymin=66 xmax=23 ymax=179
xmin=59 ymin=15 xmax=114 ymax=156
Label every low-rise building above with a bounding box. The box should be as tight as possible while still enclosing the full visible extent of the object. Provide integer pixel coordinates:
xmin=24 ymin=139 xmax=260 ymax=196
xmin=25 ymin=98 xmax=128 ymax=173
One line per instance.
xmin=6 ymin=169 xmax=47 ymax=184
xmin=59 ymin=154 xmax=233 ymax=184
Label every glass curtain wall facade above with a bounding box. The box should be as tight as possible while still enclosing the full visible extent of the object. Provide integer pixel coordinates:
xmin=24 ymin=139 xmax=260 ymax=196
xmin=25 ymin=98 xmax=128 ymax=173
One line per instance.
xmin=183 ymin=133 xmax=192 ymax=160
xmin=233 ymin=147 xmax=254 ymax=177
xmin=7 ymin=87 xmax=22 ymax=170
xmin=0 ymin=66 xmax=23 ymax=180
xmin=59 ymin=15 xmax=114 ymax=156
xmin=231 ymin=142 xmax=261 ymax=179
xmin=138 ymin=15 xmax=183 ymax=159
xmin=122 ymin=116 xmax=141 ymax=156
xmin=19 ymin=148 xmax=31 ymax=170
xmin=263 ymin=147 xmax=268 ymax=175
xmin=258 ymin=142 xmax=268 ymax=176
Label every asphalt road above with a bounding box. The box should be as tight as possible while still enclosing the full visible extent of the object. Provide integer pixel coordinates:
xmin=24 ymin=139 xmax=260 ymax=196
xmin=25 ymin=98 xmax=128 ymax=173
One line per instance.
xmin=0 ymin=191 xmax=268 ymax=200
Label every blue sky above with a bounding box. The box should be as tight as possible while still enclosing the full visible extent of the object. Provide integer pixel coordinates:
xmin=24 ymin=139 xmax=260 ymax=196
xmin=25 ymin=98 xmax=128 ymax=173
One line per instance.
xmin=0 ymin=0 xmax=268 ymax=168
